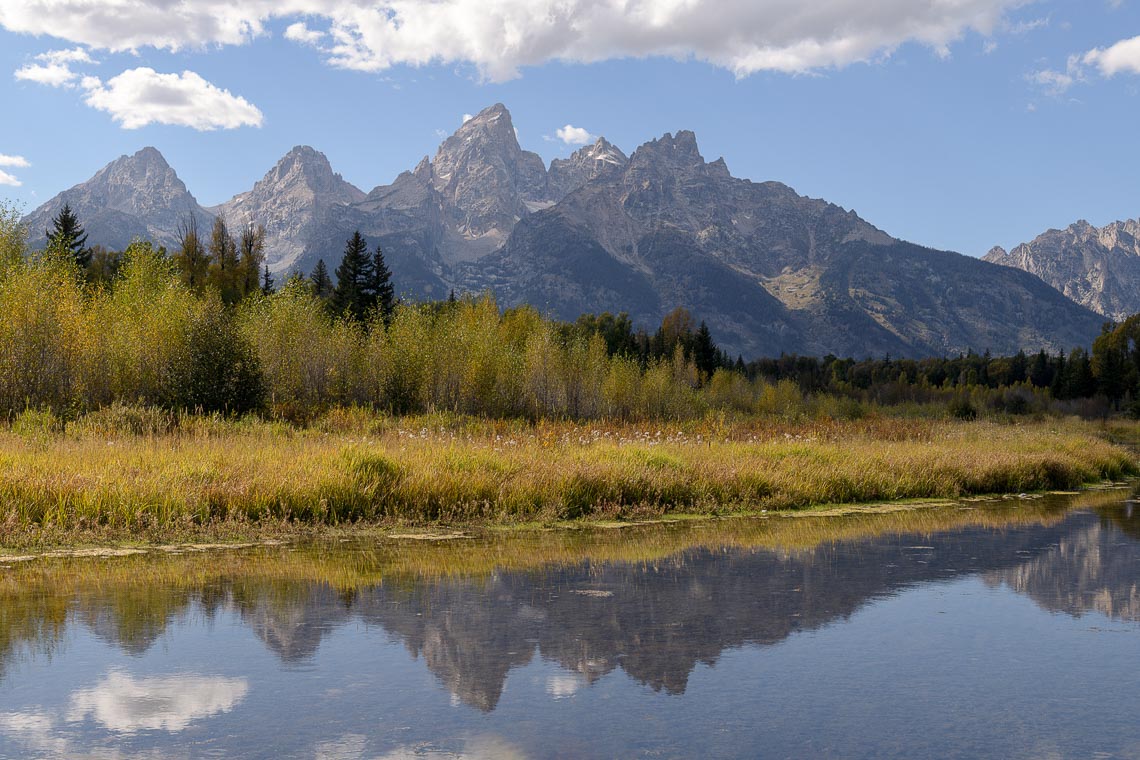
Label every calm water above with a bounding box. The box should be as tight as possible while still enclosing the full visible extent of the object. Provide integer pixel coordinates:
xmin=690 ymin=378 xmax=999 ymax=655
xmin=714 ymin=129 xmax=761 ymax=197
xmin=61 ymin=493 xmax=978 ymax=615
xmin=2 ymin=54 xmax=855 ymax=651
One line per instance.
xmin=2 ymin=495 xmax=1140 ymax=759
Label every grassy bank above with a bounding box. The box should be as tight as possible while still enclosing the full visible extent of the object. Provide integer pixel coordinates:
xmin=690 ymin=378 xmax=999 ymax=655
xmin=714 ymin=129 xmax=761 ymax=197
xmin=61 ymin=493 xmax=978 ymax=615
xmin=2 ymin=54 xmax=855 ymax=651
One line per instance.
xmin=0 ymin=411 xmax=1135 ymax=548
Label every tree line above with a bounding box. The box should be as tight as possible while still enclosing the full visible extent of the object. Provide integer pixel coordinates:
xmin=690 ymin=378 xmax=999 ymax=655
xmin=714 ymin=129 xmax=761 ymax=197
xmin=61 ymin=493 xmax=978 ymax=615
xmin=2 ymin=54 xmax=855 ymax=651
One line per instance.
xmin=14 ymin=201 xmax=1140 ymax=421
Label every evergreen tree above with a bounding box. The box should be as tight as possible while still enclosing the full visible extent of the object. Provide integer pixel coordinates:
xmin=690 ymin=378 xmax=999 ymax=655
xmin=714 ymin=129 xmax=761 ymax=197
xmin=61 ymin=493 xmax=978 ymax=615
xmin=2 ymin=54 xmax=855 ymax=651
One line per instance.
xmin=692 ymin=321 xmax=719 ymax=381
xmin=367 ymin=244 xmax=395 ymax=324
xmin=261 ymin=264 xmax=275 ymax=296
xmin=309 ymin=259 xmax=334 ymax=302
xmin=331 ymin=231 xmax=370 ymax=321
xmin=173 ymin=216 xmax=209 ymax=291
xmin=46 ymin=203 xmax=90 ymax=268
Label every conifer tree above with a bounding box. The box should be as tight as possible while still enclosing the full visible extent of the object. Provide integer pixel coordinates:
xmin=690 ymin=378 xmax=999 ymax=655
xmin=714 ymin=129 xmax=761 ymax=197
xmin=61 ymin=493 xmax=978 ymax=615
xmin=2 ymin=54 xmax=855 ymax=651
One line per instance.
xmin=331 ymin=231 xmax=369 ymax=321
xmin=692 ymin=321 xmax=718 ymax=381
xmin=368 ymin=244 xmax=395 ymax=324
xmin=309 ymin=259 xmax=333 ymax=302
xmin=46 ymin=203 xmax=90 ymax=268
xmin=261 ymin=264 xmax=275 ymax=296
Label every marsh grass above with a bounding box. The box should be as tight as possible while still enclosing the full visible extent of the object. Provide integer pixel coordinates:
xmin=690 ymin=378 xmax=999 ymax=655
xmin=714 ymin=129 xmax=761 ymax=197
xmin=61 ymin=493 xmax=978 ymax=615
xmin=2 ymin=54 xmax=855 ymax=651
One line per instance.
xmin=0 ymin=410 xmax=1134 ymax=547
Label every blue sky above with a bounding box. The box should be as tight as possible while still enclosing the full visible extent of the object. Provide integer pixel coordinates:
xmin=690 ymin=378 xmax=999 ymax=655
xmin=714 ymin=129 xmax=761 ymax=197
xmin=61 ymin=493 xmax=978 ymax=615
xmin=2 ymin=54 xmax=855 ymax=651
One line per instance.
xmin=0 ymin=0 xmax=1138 ymax=256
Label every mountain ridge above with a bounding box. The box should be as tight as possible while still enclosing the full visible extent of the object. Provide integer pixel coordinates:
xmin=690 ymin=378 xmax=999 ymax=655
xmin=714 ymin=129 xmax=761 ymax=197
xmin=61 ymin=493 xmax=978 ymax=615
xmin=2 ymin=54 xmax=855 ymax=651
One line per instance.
xmin=984 ymin=218 xmax=1140 ymax=321
xmin=20 ymin=105 xmax=1107 ymax=358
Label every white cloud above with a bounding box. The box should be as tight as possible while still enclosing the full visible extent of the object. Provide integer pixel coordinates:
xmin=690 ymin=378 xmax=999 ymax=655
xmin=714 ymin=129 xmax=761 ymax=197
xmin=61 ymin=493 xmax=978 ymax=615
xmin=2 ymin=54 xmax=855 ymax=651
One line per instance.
xmin=554 ymin=124 xmax=594 ymax=145
xmin=1083 ymin=35 xmax=1140 ymax=76
xmin=13 ymin=47 xmax=95 ymax=87
xmin=80 ymin=68 xmax=264 ymax=130
xmin=0 ymin=0 xmax=1025 ymax=82
xmin=285 ymin=21 xmax=324 ymax=46
xmin=1029 ymin=66 xmax=1075 ymax=95
xmin=462 ymin=113 xmax=474 ymax=123
xmin=0 ymin=155 xmax=28 ymax=187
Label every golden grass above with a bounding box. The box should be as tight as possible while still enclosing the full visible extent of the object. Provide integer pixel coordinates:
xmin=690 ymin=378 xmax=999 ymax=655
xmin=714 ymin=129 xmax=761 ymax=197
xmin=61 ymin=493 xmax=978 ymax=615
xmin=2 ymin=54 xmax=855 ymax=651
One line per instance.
xmin=0 ymin=413 xmax=1134 ymax=548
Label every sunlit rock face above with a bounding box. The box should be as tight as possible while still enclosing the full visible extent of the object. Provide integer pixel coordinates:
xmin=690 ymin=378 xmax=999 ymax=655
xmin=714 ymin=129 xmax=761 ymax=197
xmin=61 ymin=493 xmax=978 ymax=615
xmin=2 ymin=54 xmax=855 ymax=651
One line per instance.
xmin=211 ymin=146 xmax=366 ymax=276
xmin=23 ymin=147 xmax=213 ymax=252
xmin=985 ymin=218 xmax=1140 ymax=322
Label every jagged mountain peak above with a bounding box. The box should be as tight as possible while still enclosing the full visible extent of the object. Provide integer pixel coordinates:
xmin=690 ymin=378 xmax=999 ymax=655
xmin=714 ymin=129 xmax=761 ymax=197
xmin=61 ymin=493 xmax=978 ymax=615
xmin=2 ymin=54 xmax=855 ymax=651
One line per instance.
xmin=984 ymin=215 xmax=1140 ymax=321
xmin=628 ymin=130 xmax=711 ymax=173
xmin=547 ymin=137 xmax=630 ymax=200
xmin=23 ymin=145 xmax=209 ymax=251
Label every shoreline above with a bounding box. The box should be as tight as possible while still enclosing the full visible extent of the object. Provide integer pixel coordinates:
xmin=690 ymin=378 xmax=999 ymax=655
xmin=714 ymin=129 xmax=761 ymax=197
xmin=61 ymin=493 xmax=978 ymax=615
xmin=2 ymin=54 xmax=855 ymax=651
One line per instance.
xmin=0 ymin=483 xmax=1131 ymax=560
xmin=1 ymin=416 xmax=1136 ymax=552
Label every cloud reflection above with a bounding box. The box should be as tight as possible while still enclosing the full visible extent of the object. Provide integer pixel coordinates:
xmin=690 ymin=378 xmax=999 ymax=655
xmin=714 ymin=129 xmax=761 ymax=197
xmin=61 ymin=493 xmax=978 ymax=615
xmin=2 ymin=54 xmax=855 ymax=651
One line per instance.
xmin=67 ymin=671 xmax=249 ymax=734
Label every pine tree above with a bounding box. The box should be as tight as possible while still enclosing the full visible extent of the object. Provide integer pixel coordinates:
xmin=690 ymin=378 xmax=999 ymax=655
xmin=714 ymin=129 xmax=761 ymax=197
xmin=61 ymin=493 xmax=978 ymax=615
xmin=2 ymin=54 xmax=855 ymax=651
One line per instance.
xmin=692 ymin=321 xmax=718 ymax=381
xmin=368 ymin=244 xmax=395 ymax=324
xmin=46 ymin=203 xmax=90 ymax=268
xmin=261 ymin=264 xmax=275 ymax=296
xmin=309 ymin=259 xmax=333 ymax=302
xmin=173 ymin=216 xmax=209 ymax=291
xmin=331 ymin=231 xmax=369 ymax=320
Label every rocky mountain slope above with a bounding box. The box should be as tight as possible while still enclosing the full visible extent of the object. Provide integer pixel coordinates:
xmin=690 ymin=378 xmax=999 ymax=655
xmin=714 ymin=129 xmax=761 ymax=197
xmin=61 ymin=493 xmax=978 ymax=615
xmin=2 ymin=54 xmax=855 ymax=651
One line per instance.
xmin=478 ymin=130 xmax=1103 ymax=357
xmin=984 ymin=219 xmax=1140 ymax=322
xmin=210 ymin=146 xmax=365 ymax=275
xmin=21 ymin=105 xmax=1107 ymax=358
xmin=24 ymin=147 xmax=212 ymax=251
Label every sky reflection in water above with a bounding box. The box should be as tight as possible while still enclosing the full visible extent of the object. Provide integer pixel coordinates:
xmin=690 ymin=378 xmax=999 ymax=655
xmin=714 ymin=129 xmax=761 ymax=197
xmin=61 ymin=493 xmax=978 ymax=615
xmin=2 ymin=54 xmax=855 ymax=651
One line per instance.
xmin=2 ymin=496 xmax=1139 ymax=759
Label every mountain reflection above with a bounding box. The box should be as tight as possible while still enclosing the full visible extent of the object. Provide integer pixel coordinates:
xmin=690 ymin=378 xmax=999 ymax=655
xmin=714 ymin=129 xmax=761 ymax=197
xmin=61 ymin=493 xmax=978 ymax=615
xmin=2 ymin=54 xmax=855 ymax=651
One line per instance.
xmin=3 ymin=500 xmax=1139 ymax=713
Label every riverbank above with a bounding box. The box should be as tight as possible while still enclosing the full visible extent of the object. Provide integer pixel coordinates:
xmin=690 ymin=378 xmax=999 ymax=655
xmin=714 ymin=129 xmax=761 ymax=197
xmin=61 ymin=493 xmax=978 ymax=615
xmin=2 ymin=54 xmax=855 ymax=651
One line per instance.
xmin=0 ymin=413 xmax=1135 ymax=549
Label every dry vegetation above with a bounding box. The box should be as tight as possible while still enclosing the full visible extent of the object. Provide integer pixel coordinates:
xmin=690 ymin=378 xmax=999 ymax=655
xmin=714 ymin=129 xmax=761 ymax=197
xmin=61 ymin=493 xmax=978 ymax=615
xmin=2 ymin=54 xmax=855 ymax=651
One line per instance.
xmin=0 ymin=409 xmax=1134 ymax=547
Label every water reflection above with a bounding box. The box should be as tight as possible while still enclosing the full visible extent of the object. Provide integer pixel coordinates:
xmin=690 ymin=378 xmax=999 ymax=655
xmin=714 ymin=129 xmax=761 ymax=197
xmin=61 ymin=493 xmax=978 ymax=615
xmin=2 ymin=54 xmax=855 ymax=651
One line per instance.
xmin=1 ymin=493 xmax=1140 ymax=757
xmin=68 ymin=672 xmax=249 ymax=734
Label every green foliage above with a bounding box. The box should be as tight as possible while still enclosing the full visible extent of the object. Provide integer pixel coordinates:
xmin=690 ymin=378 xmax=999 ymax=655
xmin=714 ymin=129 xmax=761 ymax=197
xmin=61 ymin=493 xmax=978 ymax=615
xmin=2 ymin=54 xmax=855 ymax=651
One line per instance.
xmin=166 ymin=299 xmax=265 ymax=414
xmin=331 ymin=231 xmax=370 ymax=321
xmin=45 ymin=203 xmax=89 ymax=269
xmin=0 ymin=201 xmax=27 ymax=277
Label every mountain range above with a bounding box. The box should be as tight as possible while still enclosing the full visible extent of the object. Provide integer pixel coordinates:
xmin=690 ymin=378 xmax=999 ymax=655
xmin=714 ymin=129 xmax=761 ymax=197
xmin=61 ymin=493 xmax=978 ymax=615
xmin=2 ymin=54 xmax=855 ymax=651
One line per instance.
xmin=23 ymin=103 xmax=1107 ymax=359
xmin=985 ymin=218 xmax=1140 ymax=323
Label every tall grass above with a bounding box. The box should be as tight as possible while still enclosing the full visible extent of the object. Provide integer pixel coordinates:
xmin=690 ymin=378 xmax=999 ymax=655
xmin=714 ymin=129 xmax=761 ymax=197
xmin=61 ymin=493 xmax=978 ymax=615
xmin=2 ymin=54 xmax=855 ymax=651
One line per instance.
xmin=0 ymin=412 xmax=1133 ymax=545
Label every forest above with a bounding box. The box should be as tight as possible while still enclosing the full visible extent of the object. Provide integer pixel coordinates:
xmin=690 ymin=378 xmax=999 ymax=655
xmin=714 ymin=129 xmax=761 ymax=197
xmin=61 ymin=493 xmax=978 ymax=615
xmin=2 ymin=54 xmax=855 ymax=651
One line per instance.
xmin=4 ymin=202 xmax=1140 ymax=425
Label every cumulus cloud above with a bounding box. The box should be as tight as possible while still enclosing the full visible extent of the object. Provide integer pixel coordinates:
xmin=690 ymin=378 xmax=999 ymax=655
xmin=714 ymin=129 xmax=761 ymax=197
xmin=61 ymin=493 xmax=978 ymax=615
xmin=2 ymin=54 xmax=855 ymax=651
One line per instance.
xmin=0 ymin=0 xmax=1024 ymax=81
xmin=462 ymin=113 xmax=474 ymax=123
xmin=14 ymin=47 xmax=95 ymax=87
xmin=80 ymin=68 xmax=264 ymax=130
xmin=1083 ymin=35 xmax=1140 ymax=76
xmin=0 ymin=154 xmax=28 ymax=187
xmin=285 ymin=21 xmax=324 ymax=46
xmin=554 ymin=124 xmax=594 ymax=145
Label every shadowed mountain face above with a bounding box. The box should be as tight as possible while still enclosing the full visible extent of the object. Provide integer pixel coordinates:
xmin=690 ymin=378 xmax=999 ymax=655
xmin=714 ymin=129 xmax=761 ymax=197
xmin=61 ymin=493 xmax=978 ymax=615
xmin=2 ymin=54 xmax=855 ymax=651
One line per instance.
xmin=5 ymin=505 xmax=1138 ymax=711
xmin=23 ymin=147 xmax=213 ymax=252
xmin=985 ymin=219 xmax=1140 ymax=322
xmin=21 ymin=105 xmax=1105 ymax=357
xmin=481 ymin=133 xmax=1104 ymax=357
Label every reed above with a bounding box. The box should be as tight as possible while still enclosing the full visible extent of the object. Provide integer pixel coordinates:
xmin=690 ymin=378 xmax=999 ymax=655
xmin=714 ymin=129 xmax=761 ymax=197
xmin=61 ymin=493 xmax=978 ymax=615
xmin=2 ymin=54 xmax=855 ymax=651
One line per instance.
xmin=0 ymin=410 xmax=1133 ymax=547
